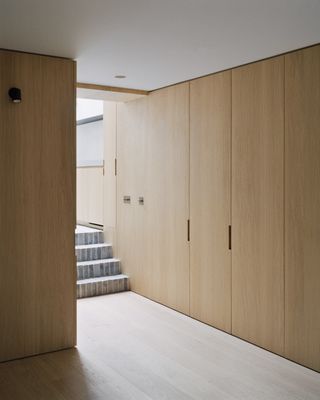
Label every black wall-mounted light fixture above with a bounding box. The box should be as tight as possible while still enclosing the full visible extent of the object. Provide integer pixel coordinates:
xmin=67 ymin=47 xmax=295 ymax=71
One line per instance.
xmin=8 ymin=87 xmax=22 ymax=103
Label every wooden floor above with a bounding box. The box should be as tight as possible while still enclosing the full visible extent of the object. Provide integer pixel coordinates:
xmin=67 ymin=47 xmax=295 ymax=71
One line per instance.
xmin=0 ymin=292 xmax=319 ymax=399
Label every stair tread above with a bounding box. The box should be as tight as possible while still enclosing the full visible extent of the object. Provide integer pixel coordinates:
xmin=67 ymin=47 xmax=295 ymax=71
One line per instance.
xmin=75 ymin=243 xmax=111 ymax=249
xmin=77 ymin=258 xmax=120 ymax=266
xmin=76 ymin=225 xmax=101 ymax=234
xmin=77 ymin=274 xmax=128 ymax=285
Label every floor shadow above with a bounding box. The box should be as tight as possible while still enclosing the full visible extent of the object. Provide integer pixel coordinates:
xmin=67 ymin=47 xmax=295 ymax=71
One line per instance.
xmin=0 ymin=347 xmax=95 ymax=400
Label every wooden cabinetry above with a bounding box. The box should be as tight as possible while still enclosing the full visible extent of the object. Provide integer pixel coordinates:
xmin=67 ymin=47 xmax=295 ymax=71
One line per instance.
xmin=115 ymin=44 xmax=320 ymax=372
xmin=145 ymin=84 xmax=190 ymax=314
xmin=284 ymin=45 xmax=320 ymax=372
xmin=117 ymin=83 xmax=190 ymax=314
xmin=77 ymin=166 xmax=104 ymax=225
xmin=0 ymin=50 xmax=76 ymax=362
xmin=117 ymin=98 xmax=148 ymax=295
xmin=190 ymin=72 xmax=232 ymax=332
xmin=103 ymin=102 xmax=117 ymax=244
xmin=231 ymin=57 xmax=285 ymax=354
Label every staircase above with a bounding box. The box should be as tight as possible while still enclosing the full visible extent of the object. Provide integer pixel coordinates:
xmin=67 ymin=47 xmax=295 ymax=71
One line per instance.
xmin=76 ymin=226 xmax=129 ymax=298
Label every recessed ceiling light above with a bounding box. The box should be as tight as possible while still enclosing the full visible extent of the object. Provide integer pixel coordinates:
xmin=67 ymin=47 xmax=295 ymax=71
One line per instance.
xmin=114 ymin=75 xmax=126 ymax=79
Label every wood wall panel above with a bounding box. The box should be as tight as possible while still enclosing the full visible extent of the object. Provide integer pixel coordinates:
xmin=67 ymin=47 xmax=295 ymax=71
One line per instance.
xmin=117 ymin=98 xmax=148 ymax=295
xmin=0 ymin=50 xmax=76 ymax=361
xmin=285 ymin=45 xmax=320 ymax=372
xmin=117 ymin=84 xmax=190 ymax=314
xmin=231 ymin=57 xmax=285 ymax=354
xmin=145 ymin=84 xmax=190 ymax=314
xmin=190 ymin=72 xmax=231 ymax=332
xmin=77 ymin=166 xmax=104 ymax=226
xmin=103 ymin=102 xmax=117 ymax=244
xmin=115 ymin=45 xmax=320 ymax=372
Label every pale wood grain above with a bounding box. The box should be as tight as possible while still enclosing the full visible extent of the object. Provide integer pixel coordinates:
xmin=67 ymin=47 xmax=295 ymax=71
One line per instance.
xmin=0 ymin=292 xmax=319 ymax=400
xmin=284 ymin=44 xmax=320 ymax=372
xmin=115 ymin=46 xmax=320 ymax=371
xmin=77 ymin=166 xmax=104 ymax=226
xmin=190 ymin=72 xmax=232 ymax=332
xmin=117 ymin=84 xmax=190 ymax=314
xmin=231 ymin=56 xmax=285 ymax=354
xmin=103 ymin=102 xmax=117 ymax=244
xmin=144 ymin=84 xmax=190 ymax=314
xmin=0 ymin=50 xmax=76 ymax=361
xmin=116 ymin=97 xmax=149 ymax=296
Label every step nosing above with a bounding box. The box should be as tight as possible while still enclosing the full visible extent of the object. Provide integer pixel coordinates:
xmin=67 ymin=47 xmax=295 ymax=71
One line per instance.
xmin=75 ymin=243 xmax=111 ymax=249
xmin=77 ymin=258 xmax=119 ymax=266
xmin=77 ymin=274 xmax=128 ymax=285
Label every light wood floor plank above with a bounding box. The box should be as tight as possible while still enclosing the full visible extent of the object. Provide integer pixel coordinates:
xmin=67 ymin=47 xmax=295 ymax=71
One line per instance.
xmin=0 ymin=292 xmax=319 ymax=399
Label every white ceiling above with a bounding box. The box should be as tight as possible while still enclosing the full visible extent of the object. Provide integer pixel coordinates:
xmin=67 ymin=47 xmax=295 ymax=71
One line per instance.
xmin=1 ymin=0 xmax=320 ymax=91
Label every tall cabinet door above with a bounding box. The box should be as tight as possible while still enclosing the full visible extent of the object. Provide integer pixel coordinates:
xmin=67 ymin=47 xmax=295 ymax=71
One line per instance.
xmin=117 ymin=98 xmax=148 ymax=296
xmin=285 ymin=45 xmax=320 ymax=372
xmin=232 ymin=57 xmax=284 ymax=354
xmin=145 ymin=84 xmax=190 ymax=314
xmin=190 ymin=72 xmax=231 ymax=332
xmin=0 ymin=50 xmax=76 ymax=361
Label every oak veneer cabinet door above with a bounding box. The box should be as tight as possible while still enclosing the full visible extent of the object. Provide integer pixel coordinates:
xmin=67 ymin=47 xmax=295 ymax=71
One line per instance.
xmin=76 ymin=167 xmax=104 ymax=225
xmin=145 ymin=84 xmax=190 ymax=314
xmin=285 ymin=45 xmax=320 ymax=372
xmin=103 ymin=102 xmax=117 ymax=244
xmin=117 ymin=98 xmax=149 ymax=297
xmin=0 ymin=50 xmax=76 ymax=361
xmin=190 ymin=72 xmax=231 ymax=332
xmin=232 ymin=56 xmax=284 ymax=355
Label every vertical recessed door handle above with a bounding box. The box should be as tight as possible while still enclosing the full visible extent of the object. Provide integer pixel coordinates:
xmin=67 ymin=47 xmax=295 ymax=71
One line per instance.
xmin=228 ymin=225 xmax=232 ymax=250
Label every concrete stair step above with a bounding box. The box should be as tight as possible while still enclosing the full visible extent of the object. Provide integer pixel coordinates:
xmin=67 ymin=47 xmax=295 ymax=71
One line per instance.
xmin=76 ymin=243 xmax=113 ymax=262
xmin=77 ymin=274 xmax=129 ymax=298
xmin=75 ymin=230 xmax=104 ymax=246
xmin=77 ymin=258 xmax=120 ymax=280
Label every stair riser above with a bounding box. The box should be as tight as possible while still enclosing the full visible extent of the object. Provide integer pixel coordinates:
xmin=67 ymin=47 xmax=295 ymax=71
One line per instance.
xmin=76 ymin=246 xmax=112 ymax=262
xmin=77 ymin=278 xmax=129 ymax=298
xmin=77 ymin=261 xmax=120 ymax=280
xmin=75 ymin=231 xmax=104 ymax=246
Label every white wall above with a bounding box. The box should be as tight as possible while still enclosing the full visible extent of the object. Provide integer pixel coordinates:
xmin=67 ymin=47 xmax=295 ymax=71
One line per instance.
xmin=77 ymin=98 xmax=103 ymax=121
xmin=77 ymin=120 xmax=104 ymax=167
xmin=77 ymin=98 xmax=104 ymax=167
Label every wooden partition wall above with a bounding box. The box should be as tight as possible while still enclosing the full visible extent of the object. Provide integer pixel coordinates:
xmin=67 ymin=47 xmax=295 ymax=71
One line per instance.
xmin=117 ymin=97 xmax=149 ymax=296
xmin=284 ymin=46 xmax=320 ymax=372
xmin=0 ymin=50 xmax=76 ymax=362
xmin=116 ymin=44 xmax=320 ymax=372
xmin=190 ymin=72 xmax=231 ymax=332
xmin=232 ymin=57 xmax=285 ymax=354
xmin=117 ymin=84 xmax=190 ymax=313
xmin=77 ymin=166 xmax=104 ymax=226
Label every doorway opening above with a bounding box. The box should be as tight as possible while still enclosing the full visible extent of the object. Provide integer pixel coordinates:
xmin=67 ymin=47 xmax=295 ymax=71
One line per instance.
xmin=75 ymin=86 xmax=146 ymax=298
xmin=75 ymin=91 xmax=122 ymax=298
xmin=76 ymin=98 xmax=104 ymax=230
